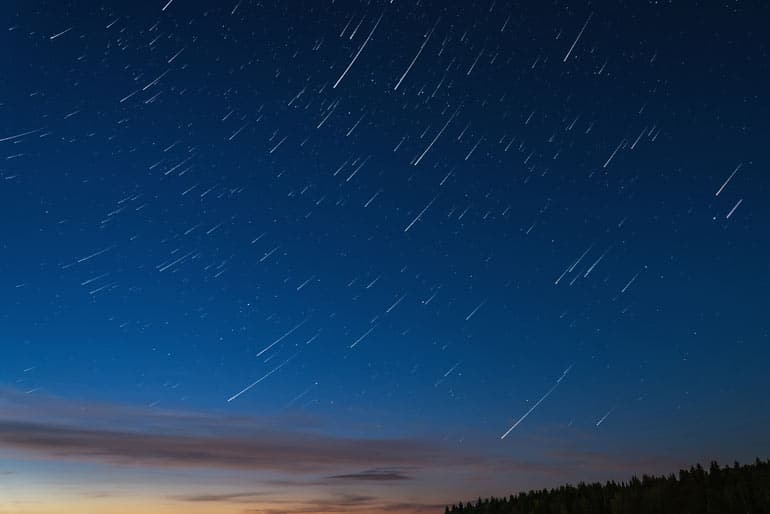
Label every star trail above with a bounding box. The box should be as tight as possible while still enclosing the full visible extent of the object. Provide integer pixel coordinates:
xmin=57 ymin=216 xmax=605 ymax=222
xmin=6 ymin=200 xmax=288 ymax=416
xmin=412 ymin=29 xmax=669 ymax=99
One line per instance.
xmin=1 ymin=1 xmax=769 ymax=513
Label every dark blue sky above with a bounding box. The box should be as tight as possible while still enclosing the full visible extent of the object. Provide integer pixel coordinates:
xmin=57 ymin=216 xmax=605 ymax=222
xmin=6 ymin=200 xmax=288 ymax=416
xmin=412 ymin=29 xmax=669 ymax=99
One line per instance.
xmin=1 ymin=1 xmax=769 ymax=513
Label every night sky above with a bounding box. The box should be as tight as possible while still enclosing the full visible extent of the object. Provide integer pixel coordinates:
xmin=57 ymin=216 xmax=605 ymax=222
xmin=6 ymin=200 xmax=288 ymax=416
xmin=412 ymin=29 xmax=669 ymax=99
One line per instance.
xmin=1 ymin=1 xmax=769 ymax=513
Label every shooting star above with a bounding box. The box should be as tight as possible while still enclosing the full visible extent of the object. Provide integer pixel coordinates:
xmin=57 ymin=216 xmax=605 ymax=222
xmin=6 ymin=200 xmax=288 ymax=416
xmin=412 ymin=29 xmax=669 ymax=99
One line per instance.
xmin=596 ymin=408 xmax=614 ymax=427
xmin=257 ymin=319 xmax=308 ymax=357
xmin=404 ymin=193 xmax=439 ymax=232
xmin=227 ymin=354 xmax=297 ymax=402
xmin=716 ymin=163 xmax=742 ymax=197
xmin=500 ymin=365 xmax=573 ymax=439
xmin=0 ymin=128 xmax=44 ymax=143
xmin=563 ymin=13 xmax=593 ymax=62
xmin=333 ymin=13 xmax=384 ymax=89
xmin=349 ymin=324 xmax=378 ymax=349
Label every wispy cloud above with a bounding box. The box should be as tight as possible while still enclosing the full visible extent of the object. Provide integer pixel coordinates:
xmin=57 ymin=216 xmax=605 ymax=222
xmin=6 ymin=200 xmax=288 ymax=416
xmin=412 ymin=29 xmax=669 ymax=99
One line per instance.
xmin=327 ymin=468 xmax=414 ymax=481
xmin=0 ymin=388 xmax=498 ymax=483
xmin=0 ymin=419 xmax=448 ymax=473
xmin=176 ymin=490 xmax=445 ymax=513
xmin=175 ymin=491 xmax=272 ymax=503
xmin=239 ymin=494 xmax=446 ymax=514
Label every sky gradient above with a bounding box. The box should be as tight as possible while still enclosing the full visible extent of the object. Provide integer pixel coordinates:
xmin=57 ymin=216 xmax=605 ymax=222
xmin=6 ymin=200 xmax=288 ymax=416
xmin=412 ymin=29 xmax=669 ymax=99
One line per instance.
xmin=2 ymin=1 xmax=769 ymax=513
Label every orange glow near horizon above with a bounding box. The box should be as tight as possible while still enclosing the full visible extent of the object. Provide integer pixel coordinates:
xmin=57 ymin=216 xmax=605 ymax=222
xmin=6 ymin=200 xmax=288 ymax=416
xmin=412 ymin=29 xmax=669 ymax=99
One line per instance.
xmin=0 ymin=494 xmax=442 ymax=514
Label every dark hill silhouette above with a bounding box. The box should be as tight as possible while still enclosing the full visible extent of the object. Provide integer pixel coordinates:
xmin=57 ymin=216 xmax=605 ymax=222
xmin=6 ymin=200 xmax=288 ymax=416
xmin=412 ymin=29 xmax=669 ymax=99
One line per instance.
xmin=445 ymin=458 xmax=770 ymax=514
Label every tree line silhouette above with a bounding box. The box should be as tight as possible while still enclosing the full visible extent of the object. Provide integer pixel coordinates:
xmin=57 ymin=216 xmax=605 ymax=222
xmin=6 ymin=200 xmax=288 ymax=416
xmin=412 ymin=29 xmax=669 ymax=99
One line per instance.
xmin=445 ymin=458 xmax=770 ymax=514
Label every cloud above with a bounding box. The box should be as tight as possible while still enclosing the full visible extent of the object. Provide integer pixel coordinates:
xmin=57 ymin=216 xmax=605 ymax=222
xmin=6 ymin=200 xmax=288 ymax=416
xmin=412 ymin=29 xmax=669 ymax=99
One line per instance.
xmin=176 ymin=488 xmax=446 ymax=514
xmin=238 ymin=494 xmax=449 ymax=514
xmin=379 ymin=503 xmax=450 ymax=512
xmin=0 ymin=389 xmax=508 ymax=487
xmin=240 ymin=499 xmax=446 ymax=514
xmin=0 ymin=419 xmax=449 ymax=473
xmin=176 ymin=491 xmax=272 ymax=503
xmin=239 ymin=493 xmax=378 ymax=514
xmin=326 ymin=468 xmax=413 ymax=481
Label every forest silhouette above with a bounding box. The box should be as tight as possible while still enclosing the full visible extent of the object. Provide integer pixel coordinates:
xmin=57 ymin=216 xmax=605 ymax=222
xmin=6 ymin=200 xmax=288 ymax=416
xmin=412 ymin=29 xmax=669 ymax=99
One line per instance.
xmin=445 ymin=459 xmax=770 ymax=514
